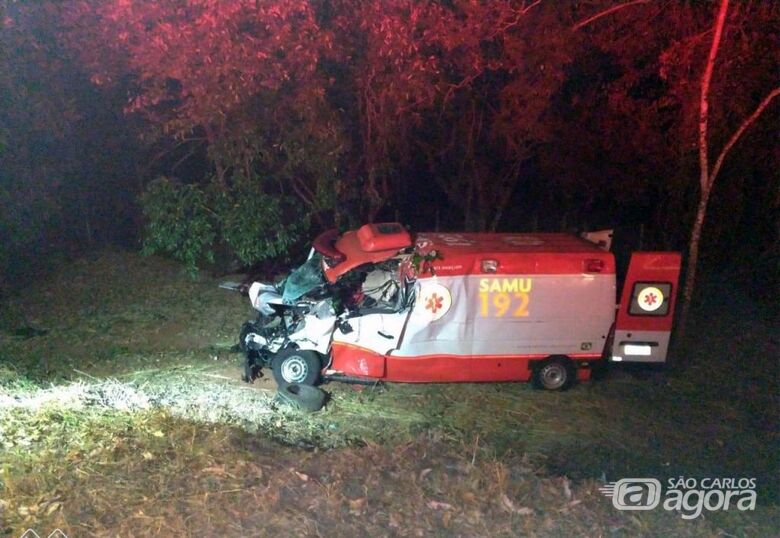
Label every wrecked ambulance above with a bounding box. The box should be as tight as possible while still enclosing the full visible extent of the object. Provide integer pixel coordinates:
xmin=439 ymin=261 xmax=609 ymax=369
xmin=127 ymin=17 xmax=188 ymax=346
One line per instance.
xmin=237 ymin=223 xmax=681 ymax=391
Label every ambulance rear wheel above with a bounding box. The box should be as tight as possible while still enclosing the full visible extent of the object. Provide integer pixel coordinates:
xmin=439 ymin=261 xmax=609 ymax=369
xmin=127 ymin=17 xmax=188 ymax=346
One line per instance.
xmin=532 ymin=357 xmax=575 ymax=391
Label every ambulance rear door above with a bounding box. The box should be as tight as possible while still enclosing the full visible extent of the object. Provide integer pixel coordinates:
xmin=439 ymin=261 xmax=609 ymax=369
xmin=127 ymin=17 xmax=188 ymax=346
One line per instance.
xmin=612 ymin=252 xmax=681 ymax=363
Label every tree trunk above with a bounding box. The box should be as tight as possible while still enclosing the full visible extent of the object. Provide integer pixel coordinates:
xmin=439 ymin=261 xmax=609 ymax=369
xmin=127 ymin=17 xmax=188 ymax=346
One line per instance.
xmin=677 ymin=0 xmax=729 ymax=336
xmin=680 ymin=188 xmax=710 ymax=333
xmin=203 ymin=124 xmax=227 ymax=189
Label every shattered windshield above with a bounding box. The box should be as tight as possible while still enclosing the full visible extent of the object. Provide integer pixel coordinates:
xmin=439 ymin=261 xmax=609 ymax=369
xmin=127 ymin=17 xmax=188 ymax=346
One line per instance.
xmin=281 ymin=253 xmax=326 ymax=303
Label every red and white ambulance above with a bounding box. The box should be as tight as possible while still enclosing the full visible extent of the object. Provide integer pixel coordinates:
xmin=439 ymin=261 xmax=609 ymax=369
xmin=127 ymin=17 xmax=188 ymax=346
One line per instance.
xmin=240 ymin=223 xmax=681 ymax=390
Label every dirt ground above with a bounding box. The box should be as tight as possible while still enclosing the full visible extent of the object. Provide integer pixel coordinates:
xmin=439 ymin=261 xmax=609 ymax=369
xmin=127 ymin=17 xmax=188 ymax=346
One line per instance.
xmin=0 ymin=252 xmax=777 ymax=537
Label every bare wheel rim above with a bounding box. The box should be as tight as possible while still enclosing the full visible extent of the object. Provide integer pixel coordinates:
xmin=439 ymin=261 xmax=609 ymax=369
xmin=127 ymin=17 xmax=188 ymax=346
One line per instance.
xmin=540 ymin=364 xmax=566 ymax=389
xmin=281 ymin=355 xmax=308 ymax=383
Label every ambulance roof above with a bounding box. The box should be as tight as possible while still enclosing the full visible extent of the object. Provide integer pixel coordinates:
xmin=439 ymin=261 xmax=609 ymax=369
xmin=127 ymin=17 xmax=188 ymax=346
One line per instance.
xmin=416 ymin=233 xmax=615 ymax=276
xmin=416 ymin=232 xmax=606 ymax=255
xmin=316 ymin=225 xmax=614 ymax=282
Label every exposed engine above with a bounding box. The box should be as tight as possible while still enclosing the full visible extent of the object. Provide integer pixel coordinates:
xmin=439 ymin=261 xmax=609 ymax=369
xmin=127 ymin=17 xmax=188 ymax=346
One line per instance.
xmin=239 ymin=254 xmax=405 ymax=383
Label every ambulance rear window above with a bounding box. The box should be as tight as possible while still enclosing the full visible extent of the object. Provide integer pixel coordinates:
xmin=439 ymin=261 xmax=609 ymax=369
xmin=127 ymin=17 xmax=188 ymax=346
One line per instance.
xmin=628 ymin=282 xmax=672 ymax=316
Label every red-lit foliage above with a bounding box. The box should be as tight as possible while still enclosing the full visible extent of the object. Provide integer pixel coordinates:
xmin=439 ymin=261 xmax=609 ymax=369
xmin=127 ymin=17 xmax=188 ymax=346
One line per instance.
xmin=61 ymin=1 xmax=329 ymax=139
xmin=54 ymin=0 xmax=779 ymax=252
xmin=59 ymin=0 xmax=577 ymax=223
xmin=3 ymin=0 xmax=778 ymax=298
xmin=327 ymin=0 xmax=575 ymax=223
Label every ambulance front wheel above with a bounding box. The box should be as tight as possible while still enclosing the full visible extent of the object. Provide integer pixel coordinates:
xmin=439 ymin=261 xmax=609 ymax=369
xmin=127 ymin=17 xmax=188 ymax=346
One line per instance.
xmin=272 ymin=349 xmax=322 ymax=386
xmin=532 ymin=357 xmax=575 ymax=391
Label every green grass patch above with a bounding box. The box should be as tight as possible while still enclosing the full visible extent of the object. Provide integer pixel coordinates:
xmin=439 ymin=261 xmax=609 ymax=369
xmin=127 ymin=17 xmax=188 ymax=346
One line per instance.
xmin=0 ymin=250 xmax=248 ymax=381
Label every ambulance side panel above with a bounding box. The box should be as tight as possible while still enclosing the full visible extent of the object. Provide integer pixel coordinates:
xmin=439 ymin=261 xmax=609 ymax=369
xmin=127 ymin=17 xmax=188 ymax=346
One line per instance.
xmin=396 ymin=274 xmax=615 ymax=356
xmin=328 ymin=241 xmax=619 ymax=383
xmin=384 ymin=271 xmax=615 ymax=382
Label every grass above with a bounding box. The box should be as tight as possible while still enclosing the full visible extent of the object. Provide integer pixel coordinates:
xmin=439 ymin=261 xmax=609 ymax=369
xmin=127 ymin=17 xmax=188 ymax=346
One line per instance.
xmin=0 ymin=250 xmax=244 ymax=381
xmin=0 ymin=250 xmax=777 ymax=536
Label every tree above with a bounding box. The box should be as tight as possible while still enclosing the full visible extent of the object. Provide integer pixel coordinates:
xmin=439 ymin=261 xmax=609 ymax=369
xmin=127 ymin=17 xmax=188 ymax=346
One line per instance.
xmin=62 ymin=0 xmax=577 ymax=232
xmin=566 ymin=0 xmax=779 ymax=330
xmin=333 ymin=0 xmax=572 ymax=228
xmin=537 ymin=0 xmax=778 ymax=294
xmin=677 ymin=0 xmax=780 ymax=332
xmin=53 ymin=0 xmax=778 ymax=287
xmin=59 ymin=0 xmax=341 ymax=267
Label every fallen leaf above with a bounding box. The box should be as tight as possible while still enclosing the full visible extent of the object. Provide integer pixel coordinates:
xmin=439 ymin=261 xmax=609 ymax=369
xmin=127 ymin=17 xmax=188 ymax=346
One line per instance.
xmin=46 ymin=501 xmax=62 ymax=515
xmin=142 ymin=451 xmax=154 ymax=460
xmin=294 ymin=471 xmax=309 ymax=482
xmin=348 ymin=497 xmax=366 ymax=514
xmin=561 ymin=477 xmax=572 ymax=500
xmin=461 ymin=491 xmax=477 ymax=504
xmin=152 ymin=430 xmax=165 ymax=438
xmin=389 ymin=512 xmax=401 ymax=528
xmin=419 ymin=468 xmax=432 ymax=480
xmin=246 ymin=463 xmax=264 ymax=478
xmin=500 ymin=493 xmax=515 ymax=512
xmin=427 ymin=500 xmax=454 ymax=511
xmin=501 ymin=494 xmax=533 ymax=516
xmin=202 ymin=465 xmax=227 ymax=475
xmin=18 ymin=506 xmax=30 ymax=516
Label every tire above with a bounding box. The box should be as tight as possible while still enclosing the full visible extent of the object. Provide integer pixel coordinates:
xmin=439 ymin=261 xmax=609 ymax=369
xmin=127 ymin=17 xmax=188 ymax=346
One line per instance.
xmin=271 ymin=348 xmax=322 ymax=386
xmin=532 ymin=357 xmax=575 ymax=391
xmin=275 ymin=383 xmax=327 ymax=413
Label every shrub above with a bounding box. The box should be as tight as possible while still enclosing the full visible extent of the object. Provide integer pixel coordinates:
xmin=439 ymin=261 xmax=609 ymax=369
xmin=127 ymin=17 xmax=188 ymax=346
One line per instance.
xmin=140 ymin=176 xmax=306 ymax=276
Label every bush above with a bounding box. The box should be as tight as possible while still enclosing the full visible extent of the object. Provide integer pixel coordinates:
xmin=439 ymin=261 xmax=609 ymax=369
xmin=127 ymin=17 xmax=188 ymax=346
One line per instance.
xmin=140 ymin=176 xmax=306 ymax=276
xmin=215 ymin=175 xmax=306 ymax=265
xmin=140 ymin=178 xmax=217 ymax=275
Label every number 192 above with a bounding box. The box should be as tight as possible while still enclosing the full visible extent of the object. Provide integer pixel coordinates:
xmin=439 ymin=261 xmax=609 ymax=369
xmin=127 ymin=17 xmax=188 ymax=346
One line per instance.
xmin=479 ymin=292 xmax=529 ymax=318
